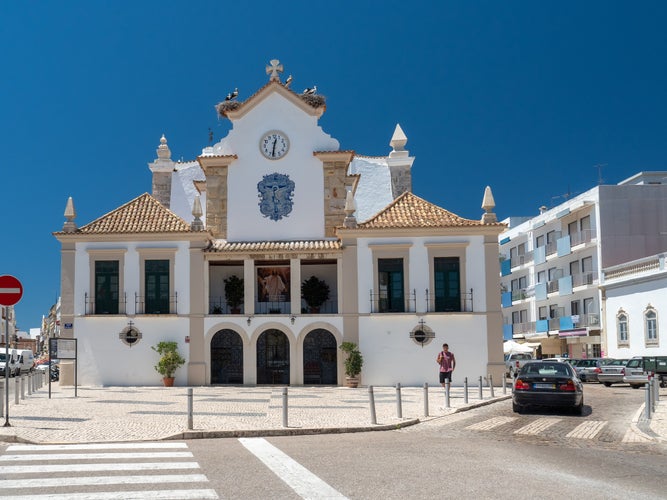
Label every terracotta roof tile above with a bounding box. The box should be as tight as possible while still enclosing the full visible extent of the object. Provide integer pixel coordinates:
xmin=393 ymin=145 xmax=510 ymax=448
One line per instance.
xmin=207 ymin=240 xmax=341 ymax=253
xmin=76 ymin=193 xmax=193 ymax=234
xmin=358 ymin=191 xmax=495 ymax=229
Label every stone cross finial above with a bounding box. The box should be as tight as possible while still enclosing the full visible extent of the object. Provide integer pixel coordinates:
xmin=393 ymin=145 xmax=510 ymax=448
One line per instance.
xmin=266 ymin=59 xmax=283 ymax=82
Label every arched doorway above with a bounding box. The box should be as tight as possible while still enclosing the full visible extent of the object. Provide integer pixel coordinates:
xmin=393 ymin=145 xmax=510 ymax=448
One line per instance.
xmin=257 ymin=329 xmax=290 ymax=384
xmin=303 ymin=329 xmax=338 ymax=385
xmin=211 ymin=329 xmax=243 ymax=384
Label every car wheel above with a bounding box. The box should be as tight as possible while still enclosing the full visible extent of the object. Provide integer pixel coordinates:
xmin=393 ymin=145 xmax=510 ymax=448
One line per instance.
xmin=512 ymin=402 xmax=523 ymax=414
xmin=603 ymin=382 xmax=612 ymax=387
xmin=573 ymin=401 xmax=584 ymax=415
xmin=631 ymin=384 xmax=641 ymax=389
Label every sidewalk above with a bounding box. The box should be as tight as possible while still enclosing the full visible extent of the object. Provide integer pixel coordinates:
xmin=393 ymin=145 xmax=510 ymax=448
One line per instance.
xmin=0 ymin=382 xmax=664 ymax=445
xmin=0 ymin=383 xmax=510 ymax=444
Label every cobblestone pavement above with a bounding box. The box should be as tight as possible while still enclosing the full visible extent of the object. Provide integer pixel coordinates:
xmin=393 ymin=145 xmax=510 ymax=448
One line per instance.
xmin=402 ymin=384 xmax=667 ymax=453
xmin=0 ymin=378 xmax=664 ymax=445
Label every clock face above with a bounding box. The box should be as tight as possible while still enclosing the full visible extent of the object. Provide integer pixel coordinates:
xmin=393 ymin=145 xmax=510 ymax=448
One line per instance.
xmin=260 ymin=131 xmax=289 ymax=160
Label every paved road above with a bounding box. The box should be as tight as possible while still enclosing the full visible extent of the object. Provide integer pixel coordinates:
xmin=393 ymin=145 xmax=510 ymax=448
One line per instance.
xmin=0 ymin=383 xmax=664 ymax=499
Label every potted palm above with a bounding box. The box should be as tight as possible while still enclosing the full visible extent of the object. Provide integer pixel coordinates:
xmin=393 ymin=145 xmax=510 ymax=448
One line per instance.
xmin=224 ymin=275 xmax=244 ymax=314
xmin=339 ymin=341 xmax=363 ymax=388
xmin=301 ymin=275 xmax=330 ymax=313
xmin=152 ymin=341 xmax=186 ymax=386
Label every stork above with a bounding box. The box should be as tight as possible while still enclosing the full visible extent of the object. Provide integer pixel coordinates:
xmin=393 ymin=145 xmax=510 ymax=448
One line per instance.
xmin=303 ymin=85 xmax=317 ymax=95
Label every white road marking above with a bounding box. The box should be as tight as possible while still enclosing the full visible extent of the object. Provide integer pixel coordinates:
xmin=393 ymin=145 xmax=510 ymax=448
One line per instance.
xmin=0 ymin=474 xmax=208 ymax=489
xmin=622 ymin=428 xmax=652 ymax=443
xmin=0 ymin=451 xmax=193 ymax=461
xmin=566 ymin=420 xmax=607 ymax=439
xmin=1 ymin=462 xmax=201 ymax=475
xmin=465 ymin=416 xmax=516 ymax=431
xmin=240 ymin=437 xmax=348 ymax=500
xmin=2 ymin=491 xmax=219 ymax=500
xmin=514 ymin=417 xmax=561 ymax=435
xmin=7 ymin=442 xmax=188 ymax=452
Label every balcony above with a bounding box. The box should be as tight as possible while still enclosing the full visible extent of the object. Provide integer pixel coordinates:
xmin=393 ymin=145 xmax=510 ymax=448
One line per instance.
xmin=426 ymin=289 xmax=474 ymax=313
xmin=571 ymin=272 xmax=597 ymax=287
xmin=84 ymin=293 xmax=127 ymax=315
xmin=135 ymin=293 xmax=178 ymax=315
xmin=510 ymin=251 xmax=534 ymax=268
xmin=570 ymin=229 xmax=595 ymax=247
xmin=370 ymin=289 xmax=416 ymax=313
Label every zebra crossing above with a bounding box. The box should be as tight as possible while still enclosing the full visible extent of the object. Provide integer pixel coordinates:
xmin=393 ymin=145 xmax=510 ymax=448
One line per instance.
xmin=0 ymin=441 xmax=218 ymax=499
xmin=464 ymin=416 xmax=644 ymax=443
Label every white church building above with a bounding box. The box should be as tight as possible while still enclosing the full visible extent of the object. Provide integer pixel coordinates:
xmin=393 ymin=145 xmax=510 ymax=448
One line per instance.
xmin=54 ymin=61 xmax=505 ymax=387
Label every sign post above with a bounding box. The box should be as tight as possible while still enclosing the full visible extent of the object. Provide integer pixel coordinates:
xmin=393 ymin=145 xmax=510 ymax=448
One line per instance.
xmin=0 ymin=275 xmax=23 ymax=427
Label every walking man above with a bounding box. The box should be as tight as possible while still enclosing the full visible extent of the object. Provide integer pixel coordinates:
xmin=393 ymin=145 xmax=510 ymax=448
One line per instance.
xmin=437 ymin=343 xmax=456 ymax=388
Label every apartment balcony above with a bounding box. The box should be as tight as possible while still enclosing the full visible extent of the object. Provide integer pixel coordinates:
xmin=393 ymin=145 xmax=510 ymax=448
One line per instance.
xmin=572 ymin=272 xmax=598 ymax=287
xmin=510 ymin=251 xmax=534 ymax=268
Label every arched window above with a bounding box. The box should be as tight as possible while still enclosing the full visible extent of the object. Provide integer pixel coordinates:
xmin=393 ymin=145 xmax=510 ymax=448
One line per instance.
xmin=616 ymin=310 xmax=629 ymax=346
xmin=644 ymin=306 xmax=659 ymax=346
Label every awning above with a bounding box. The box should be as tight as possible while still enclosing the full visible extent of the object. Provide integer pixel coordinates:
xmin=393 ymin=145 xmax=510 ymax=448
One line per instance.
xmin=558 ymin=329 xmax=588 ymax=337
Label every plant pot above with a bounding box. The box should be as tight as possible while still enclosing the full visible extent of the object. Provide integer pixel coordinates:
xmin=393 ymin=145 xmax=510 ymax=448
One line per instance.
xmin=231 ymin=307 xmax=241 ymax=314
xmin=162 ymin=377 xmax=175 ymax=387
xmin=308 ymin=306 xmax=320 ymax=314
xmin=345 ymin=376 xmax=359 ymax=388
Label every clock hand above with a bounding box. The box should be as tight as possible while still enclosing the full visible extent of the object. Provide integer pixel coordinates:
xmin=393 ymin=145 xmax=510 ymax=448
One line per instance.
xmin=272 ymin=138 xmax=277 ymax=156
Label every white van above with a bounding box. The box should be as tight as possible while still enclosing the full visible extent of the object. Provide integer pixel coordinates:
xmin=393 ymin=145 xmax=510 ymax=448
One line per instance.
xmin=10 ymin=349 xmax=35 ymax=376
xmin=0 ymin=352 xmax=17 ymax=378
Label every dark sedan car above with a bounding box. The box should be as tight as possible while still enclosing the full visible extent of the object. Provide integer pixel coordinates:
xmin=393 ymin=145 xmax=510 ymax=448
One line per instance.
xmin=513 ymin=361 xmax=584 ymax=415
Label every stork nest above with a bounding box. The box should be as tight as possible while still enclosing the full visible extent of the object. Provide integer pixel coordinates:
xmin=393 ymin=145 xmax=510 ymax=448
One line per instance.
xmin=300 ymin=93 xmax=326 ymax=108
xmin=216 ymin=100 xmax=241 ymax=117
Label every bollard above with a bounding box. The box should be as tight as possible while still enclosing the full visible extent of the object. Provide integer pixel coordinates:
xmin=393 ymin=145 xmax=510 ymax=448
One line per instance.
xmin=645 ymin=383 xmax=652 ymax=420
xmin=282 ymin=387 xmax=288 ymax=428
xmin=27 ymin=373 xmax=32 ymax=396
xmin=445 ymin=381 xmax=450 ymax=409
xmin=423 ymin=382 xmax=429 ymax=417
xmin=463 ymin=377 xmax=469 ymax=404
xmin=15 ymin=377 xmax=19 ymax=405
xmin=478 ymin=376 xmax=483 ymax=400
xmin=396 ymin=383 xmax=403 ymax=419
xmin=368 ymin=385 xmax=377 ymax=424
xmin=20 ymin=376 xmax=26 ymax=400
xmin=502 ymin=373 xmax=507 ymax=395
xmin=488 ymin=374 xmax=495 ymax=398
xmin=651 ymin=379 xmax=658 ymax=413
xmin=187 ymin=388 xmax=193 ymax=430
xmin=0 ymin=380 xmax=3 ymax=417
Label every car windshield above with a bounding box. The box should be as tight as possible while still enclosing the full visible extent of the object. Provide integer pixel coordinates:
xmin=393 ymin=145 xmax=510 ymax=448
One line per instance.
xmin=0 ymin=353 xmax=6 ymax=362
xmin=608 ymin=359 xmax=628 ymax=366
xmin=522 ymin=363 xmax=571 ymax=376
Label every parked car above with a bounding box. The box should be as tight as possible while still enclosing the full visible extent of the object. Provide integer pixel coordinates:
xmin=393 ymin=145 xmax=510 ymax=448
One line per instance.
xmin=0 ymin=352 xmax=17 ymax=378
xmin=505 ymin=352 xmax=533 ymax=378
xmin=597 ymin=359 xmax=630 ymax=386
xmin=623 ymin=357 xmax=650 ymax=388
xmin=512 ymin=360 xmax=584 ymax=415
xmin=572 ymin=358 xmax=613 ymax=382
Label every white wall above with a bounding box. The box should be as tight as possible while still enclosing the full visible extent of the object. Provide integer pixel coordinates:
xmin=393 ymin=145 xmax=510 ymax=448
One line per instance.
xmin=359 ymin=314 xmax=490 ymax=386
xmin=605 ymin=275 xmax=667 ymax=359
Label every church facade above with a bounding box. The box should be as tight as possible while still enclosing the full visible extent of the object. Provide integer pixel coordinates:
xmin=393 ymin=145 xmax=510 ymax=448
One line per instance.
xmin=54 ymin=61 xmax=505 ymax=387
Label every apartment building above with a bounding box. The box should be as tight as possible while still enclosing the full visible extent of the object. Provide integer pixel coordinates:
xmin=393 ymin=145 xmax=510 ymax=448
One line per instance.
xmin=499 ymin=171 xmax=667 ymax=359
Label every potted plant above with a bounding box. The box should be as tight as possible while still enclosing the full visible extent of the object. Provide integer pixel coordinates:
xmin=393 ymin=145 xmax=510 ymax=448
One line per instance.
xmin=224 ymin=275 xmax=244 ymax=314
xmin=339 ymin=341 xmax=363 ymax=388
xmin=152 ymin=341 xmax=186 ymax=386
xmin=301 ymin=275 xmax=330 ymax=313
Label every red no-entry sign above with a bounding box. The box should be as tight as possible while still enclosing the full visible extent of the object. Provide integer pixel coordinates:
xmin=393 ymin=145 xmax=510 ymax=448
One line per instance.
xmin=0 ymin=275 xmax=23 ymax=306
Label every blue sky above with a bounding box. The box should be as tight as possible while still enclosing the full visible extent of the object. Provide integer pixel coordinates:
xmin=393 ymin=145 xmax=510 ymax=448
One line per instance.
xmin=2 ymin=1 xmax=666 ymax=331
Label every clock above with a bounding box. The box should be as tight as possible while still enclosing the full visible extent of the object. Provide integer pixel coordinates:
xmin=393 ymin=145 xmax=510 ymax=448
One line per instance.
xmin=260 ymin=131 xmax=289 ymax=160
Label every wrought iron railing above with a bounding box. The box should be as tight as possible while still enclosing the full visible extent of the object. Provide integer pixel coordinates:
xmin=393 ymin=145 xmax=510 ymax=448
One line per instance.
xmin=135 ymin=292 xmax=178 ymax=315
xmin=84 ymin=292 xmax=127 ymax=315
xmin=370 ymin=289 xmax=416 ymax=313
xmin=425 ymin=289 xmax=473 ymax=313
